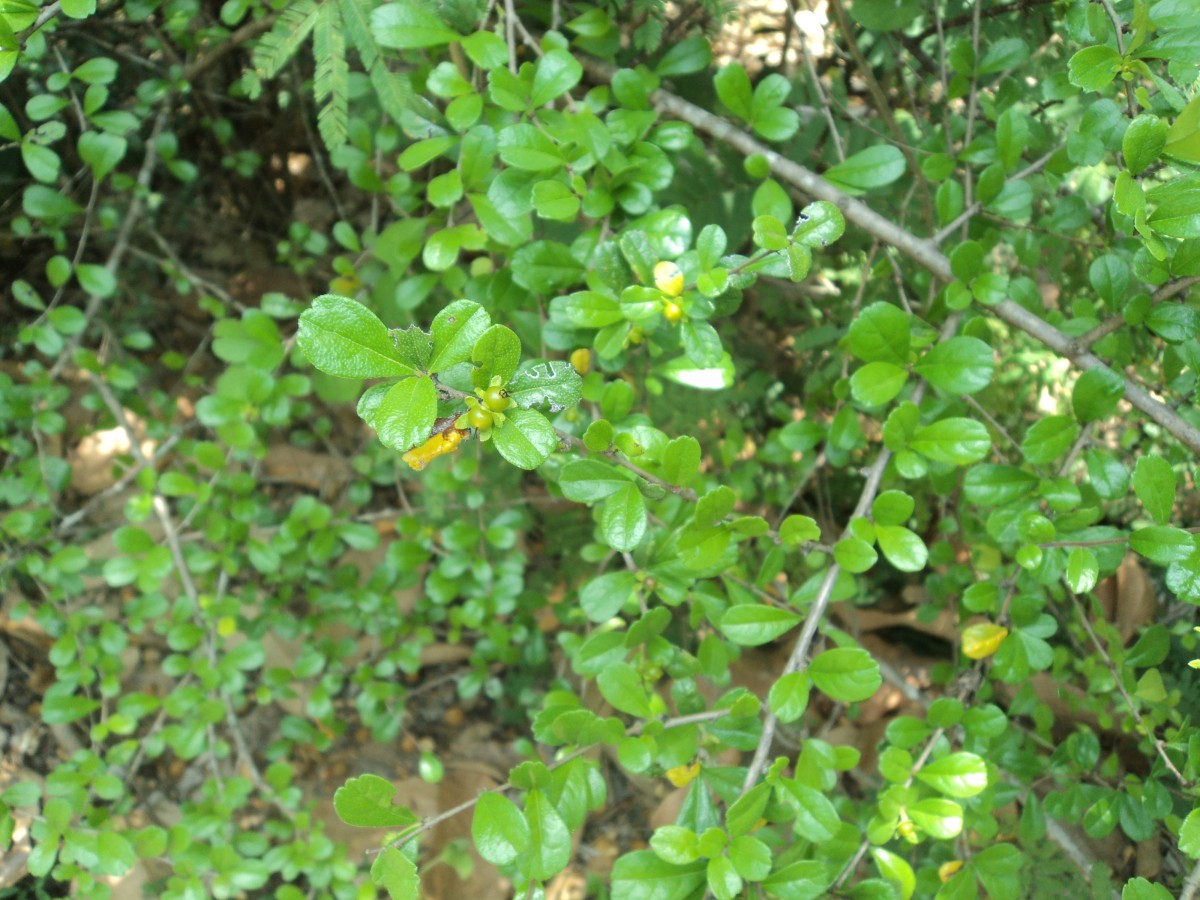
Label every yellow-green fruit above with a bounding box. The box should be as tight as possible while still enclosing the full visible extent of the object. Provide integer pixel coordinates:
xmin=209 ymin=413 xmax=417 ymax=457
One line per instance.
xmin=653 ymin=261 xmax=684 ymax=298
xmin=468 ymin=406 xmax=494 ymax=430
xmin=482 ymin=385 xmax=510 ymax=412
xmin=663 ymin=301 xmax=683 ymax=324
xmin=744 ymin=153 xmax=771 ymax=179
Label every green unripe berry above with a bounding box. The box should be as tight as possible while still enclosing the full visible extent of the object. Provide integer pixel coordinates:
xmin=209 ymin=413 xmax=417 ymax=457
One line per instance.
xmin=744 ymin=153 xmax=771 ymax=179
xmin=482 ymin=385 xmax=511 ymax=412
xmin=468 ymin=406 xmax=494 ymax=430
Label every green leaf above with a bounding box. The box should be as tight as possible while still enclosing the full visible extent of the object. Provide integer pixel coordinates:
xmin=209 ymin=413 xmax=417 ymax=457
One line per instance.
xmin=468 ymin=792 xmax=525 ymax=868
xmin=512 ymin=240 xmax=586 ymax=292
xmin=375 ymin=377 xmax=437 ymax=452
xmin=428 ymin=299 xmax=490 ymax=373
xmin=650 ymin=825 xmax=700 ymax=866
xmin=847 ymin=302 xmax=910 ymax=364
xmin=824 ymin=145 xmax=906 ymax=195
xmin=1068 ymin=45 xmax=1121 ymax=91
xmin=532 ymin=49 xmax=582 ymax=106
xmin=334 ymin=774 xmax=419 ymax=827
xmin=1147 ymin=177 xmax=1200 ymax=238
xmin=371 ymin=846 xmax=419 ymax=900
xmin=834 ymin=537 xmax=878 ymax=573
xmin=493 ymin=408 xmax=558 ymax=470
xmin=875 ymin=525 xmax=928 ymax=572
xmin=552 ymin=291 xmax=623 ymax=328
xmin=850 ymin=362 xmax=908 ymax=407
xmin=913 ymin=337 xmax=995 ymax=394
xmin=579 ymin=571 xmax=637 ymax=622
xmin=523 ymin=788 xmax=571 ymax=881
xmin=656 ymin=35 xmax=713 ymax=76
xmin=871 ymin=847 xmax=916 ymax=900
xmin=1020 ymin=415 xmax=1079 ymax=465
xmin=792 ymin=201 xmax=846 ymax=248
xmin=714 ymin=64 xmax=753 ymax=119
xmin=600 ymin=483 xmax=648 ymax=551
xmin=785 ymin=782 xmax=841 ymax=842
xmin=1066 ymin=547 xmax=1100 ymax=593
xmin=508 ymin=360 xmax=583 ymax=411
xmin=910 ymin=418 xmax=991 ymax=465
xmin=532 ymin=179 xmax=580 ymax=221
xmin=78 ymin=131 xmax=126 ymax=181
xmin=1130 ymin=525 xmax=1196 ymax=563
xmin=960 ymin=465 xmax=1033 ymax=504
xmin=681 ymin=321 xmax=723 ymax=366
xmin=915 ymin=752 xmax=988 ymax=798
xmin=298 ymin=295 xmax=416 ymax=379
xmin=872 ymin=491 xmax=915 ymax=526
xmin=611 ymin=851 xmax=706 ymax=900
xmin=662 ymin=436 xmax=701 ymax=486
xmin=780 ymin=515 xmax=821 ymax=546
xmin=559 ymin=459 xmax=630 ymax=502
xmin=719 ymin=605 xmax=801 ymax=646
xmin=1072 ymin=368 xmax=1124 ymax=422
xmin=1134 ymin=456 xmax=1176 ymax=524
xmin=372 ymin=2 xmax=459 ymax=48
xmin=809 ymin=647 xmax=881 ymax=702
xmin=471 ymin=324 xmax=522 ymax=387
xmin=768 ymin=671 xmax=811 ymax=723
xmin=597 ymin=662 xmax=654 ymax=717
xmin=41 ymin=693 xmax=99 ymax=724
xmin=707 ymin=855 xmax=742 ymax=900
xmin=909 ymin=798 xmax=964 ymax=839
xmin=1180 ymin=807 xmax=1200 ymax=858
xmin=1124 ymin=114 xmax=1168 ymax=175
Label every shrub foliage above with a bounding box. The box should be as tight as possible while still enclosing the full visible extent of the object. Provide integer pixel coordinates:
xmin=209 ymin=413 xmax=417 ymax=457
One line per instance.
xmin=2 ymin=0 xmax=1200 ymax=898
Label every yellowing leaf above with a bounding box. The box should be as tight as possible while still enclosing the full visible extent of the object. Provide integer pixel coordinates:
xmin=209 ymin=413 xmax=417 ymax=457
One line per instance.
xmin=402 ymin=427 xmax=468 ymax=471
xmin=938 ymin=860 xmax=964 ymax=882
xmin=665 ymin=760 xmax=700 ymax=788
xmin=962 ymin=623 xmax=1008 ymax=659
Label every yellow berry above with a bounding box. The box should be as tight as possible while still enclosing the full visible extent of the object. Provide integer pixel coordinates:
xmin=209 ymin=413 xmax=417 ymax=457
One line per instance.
xmin=654 ymin=261 xmax=684 ymax=298
xmin=570 ymin=347 xmax=591 ymax=375
xmin=663 ymin=302 xmax=683 ymax=324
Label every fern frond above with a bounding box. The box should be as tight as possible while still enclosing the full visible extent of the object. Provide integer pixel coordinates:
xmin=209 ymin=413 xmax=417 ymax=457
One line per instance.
xmin=313 ymin=2 xmax=349 ymax=149
xmin=337 ymin=0 xmax=377 ymax=70
xmin=368 ymin=64 xmax=413 ymax=124
xmin=252 ymin=0 xmax=320 ymax=79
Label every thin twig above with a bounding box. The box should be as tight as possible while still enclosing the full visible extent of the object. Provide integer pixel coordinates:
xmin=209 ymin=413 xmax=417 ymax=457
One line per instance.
xmin=1068 ymin=590 xmax=1191 ymax=787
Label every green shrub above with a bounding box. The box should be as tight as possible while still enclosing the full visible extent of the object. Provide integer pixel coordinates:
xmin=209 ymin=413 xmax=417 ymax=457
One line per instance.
xmin=2 ymin=1 xmax=1199 ymax=898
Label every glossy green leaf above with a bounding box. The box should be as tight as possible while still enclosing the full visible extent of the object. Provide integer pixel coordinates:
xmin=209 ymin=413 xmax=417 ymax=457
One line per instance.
xmin=913 ymin=337 xmax=995 ymax=394
xmin=910 ymin=418 xmax=991 ymax=465
xmin=768 ymin=671 xmax=811 ymax=723
xmin=719 ymin=605 xmax=801 ymax=646
xmin=508 ymin=360 xmax=583 ymax=412
xmin=875 ymin=525 xmax=928 ymax=572
xmin=809 ymin=647 xmax=881 ymax=702
xmin=834 ymin=537 xmax=878 ymax=573
xmin=298 ymin=295 xmax=417 ymax=379
xmin=780 ymin=515 xmax=821 ymax=546
xmin=1072 ymin=368 xmax=1124 ymax=422
xmin=532 ymin=49 xmax=582 ymax=106
xmin=1133 ymin=456 xmax=1175 ymax=524
xmin=371 ymin=847 xmax=419 ymax=900
xmin=784 ymin=782 xmax=841 ymax=842
xmin=372 ymin=2 xmax=459 ymax=48
xmin=428 ymin=299 xmax=491 ymax=373
xmin=372 ymin=376 xmax=435 ymax=451
xmin=1068 ymin=45 xmax=1121 ymax=91
xmin=597 ymin=662 xmax=654 ymax=718
xmin=825 ymin=145 xmax=906 ymax=195
xmin=1066 ymin=547 xmax=1100 ymax=593
xmin=1130 ymin=525 xmax=1196 ymax=563
xmin=915 ymin=752 xmax=988 ymax=798
xmin=850 ymin=362 xmax=908 ymax=407
xmin=600 ymin=483 xmax=647 ymax=551
xmin=333 ymin=774 xmax=419 ymax=827
xmin=559 ymin=459 xmax=630 ymax=502
xmin=909 ymin=797 xmax=964 ymax=839
xmin=493 ymin=407 xmax=558 ymax=470
xmin=610 ymin=851 xmax=706 ymax=899
xmin=847 ymin=302 xmax=911 ymax=364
